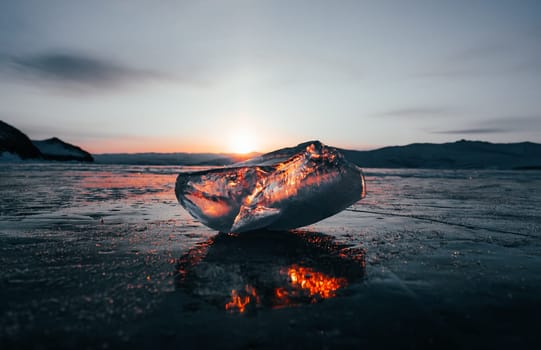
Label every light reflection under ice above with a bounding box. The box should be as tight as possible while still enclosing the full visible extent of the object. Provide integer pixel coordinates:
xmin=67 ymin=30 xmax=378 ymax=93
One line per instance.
xmin=175 ymin=230 xmax=365 ymax=313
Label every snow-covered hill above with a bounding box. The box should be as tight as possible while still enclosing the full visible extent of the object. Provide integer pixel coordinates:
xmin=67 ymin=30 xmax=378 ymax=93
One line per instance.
xmin=32 ymin=137 xmax=93 ymax=162
xmin=1 ymin=120 xmax=93 ymax=162
xmin=0 ymin=120 xmax=42 ymax=160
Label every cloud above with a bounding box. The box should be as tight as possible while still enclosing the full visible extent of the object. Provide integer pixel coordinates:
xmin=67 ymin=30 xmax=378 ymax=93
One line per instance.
xmin=4 ymin=51 xmax=163 ymax=88
xmin=1 ymin=116 xmax=133 ymax=141
xmin=373 ymin=107 xmax=454 ymax=118
xmin=434 ymin=128 xmax=508 ymax=135
xmin=433 ymin=115 xmax=541 ymax=135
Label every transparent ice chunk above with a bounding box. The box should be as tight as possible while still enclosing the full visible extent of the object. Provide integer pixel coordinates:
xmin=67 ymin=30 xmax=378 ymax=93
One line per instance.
xmin=175 ymin=141 xmax=366 ymax=232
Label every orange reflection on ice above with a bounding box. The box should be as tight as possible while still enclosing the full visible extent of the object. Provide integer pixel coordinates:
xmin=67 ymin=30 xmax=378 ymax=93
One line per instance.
xmin=274 ymin=265 xmax=347 ymax=306
xmin=222 ymin=263 xmax=350 ymax=312
xmin=224 ymin=266 xmax=348 ymax=312
xmin=184 ymin=193 xmax=231 ymax=218
xmin=225 ymin=285 xmax=260 ymax=313
xmin=225 ymin=290 xmax=250 ymax=313
xmin=80 ymin=172 xmax=176 ymax=201
xmin=287 ymin=265 xmax=346 ymax=298
xmin=263 ymin=171 xmax=337 ymax=205
xmin=82 ymin=172 xmax=174 ymax=189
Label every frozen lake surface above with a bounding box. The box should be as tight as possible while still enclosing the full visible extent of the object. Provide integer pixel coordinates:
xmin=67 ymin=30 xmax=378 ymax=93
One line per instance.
xmin=1 ymin=164 xmax=540 ymax=349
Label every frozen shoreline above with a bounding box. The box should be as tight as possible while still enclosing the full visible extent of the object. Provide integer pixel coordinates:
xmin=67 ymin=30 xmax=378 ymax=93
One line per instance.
xmin=1 ymin=164 xmax=540 ymax=349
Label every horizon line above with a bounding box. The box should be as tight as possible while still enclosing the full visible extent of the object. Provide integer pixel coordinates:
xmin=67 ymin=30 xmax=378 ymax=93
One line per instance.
xmin=89 ymin=139 xmax=540 ymax=155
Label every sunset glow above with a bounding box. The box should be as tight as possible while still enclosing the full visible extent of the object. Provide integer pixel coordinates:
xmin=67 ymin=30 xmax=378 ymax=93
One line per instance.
xmin=228 ymin=130 xmax=258 ymax=154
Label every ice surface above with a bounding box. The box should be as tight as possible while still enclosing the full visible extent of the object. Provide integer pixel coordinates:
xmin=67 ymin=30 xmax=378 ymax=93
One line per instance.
xmin=1 ymin=163 xmax=541 ymax=348
xmin=175 ymin=141 xmax=366 ymax=232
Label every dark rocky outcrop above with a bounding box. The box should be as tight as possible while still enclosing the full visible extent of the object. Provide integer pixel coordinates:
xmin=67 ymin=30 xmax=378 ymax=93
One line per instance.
xmin=0 ymin=120 xmax=43 ymax=160
xmin=1 ymin=120 xmax=93 ymax=162
xmin=32 ymin=137 xmax=94 ymax=162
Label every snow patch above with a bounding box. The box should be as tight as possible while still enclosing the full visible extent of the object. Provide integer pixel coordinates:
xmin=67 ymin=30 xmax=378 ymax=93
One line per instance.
xmin=0 ymin=152 xmax=22 ymax=162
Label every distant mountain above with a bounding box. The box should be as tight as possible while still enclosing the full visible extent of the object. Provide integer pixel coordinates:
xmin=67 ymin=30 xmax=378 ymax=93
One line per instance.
xmin=32 ymin=137 xmax=94 ymax=162
xmin=94 ymin=140 xmax=541 ymax=169
xmin=340 ymin=140 xmax=541 ymax=170
xmin=234 ymin=139 xmax=541 ymax=170
xmin=4 ymin=121 xmax=540 ymax=169
xmin=0 ymin=120 xmax=42 ymax=160
xmin=0 ymin=120 xmax=93 ymax=162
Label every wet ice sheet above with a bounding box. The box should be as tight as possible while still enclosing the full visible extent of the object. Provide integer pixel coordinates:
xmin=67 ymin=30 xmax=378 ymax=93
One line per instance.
xmin=0 ymin=163 xmax=206 ymax=227
xmin=1 ymin=164 xmax=540 ymax=349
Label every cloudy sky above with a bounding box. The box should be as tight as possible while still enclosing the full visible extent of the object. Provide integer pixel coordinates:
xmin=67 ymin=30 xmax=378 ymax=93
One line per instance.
xmin=1 ymin=0 xmax=540 ymax=153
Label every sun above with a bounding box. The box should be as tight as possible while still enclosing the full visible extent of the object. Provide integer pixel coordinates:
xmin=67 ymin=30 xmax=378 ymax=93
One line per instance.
xmin=229 ymin=131 xmax=258 ymax=154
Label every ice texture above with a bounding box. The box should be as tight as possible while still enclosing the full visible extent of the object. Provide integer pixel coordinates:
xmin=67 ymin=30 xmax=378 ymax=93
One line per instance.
xmin=175 ymin=141 xmax=366 ymax=232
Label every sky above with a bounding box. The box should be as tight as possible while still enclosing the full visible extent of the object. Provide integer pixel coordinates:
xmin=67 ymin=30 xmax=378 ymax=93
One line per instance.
xmin=0 ymin=0 xmax=540 ymax=154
